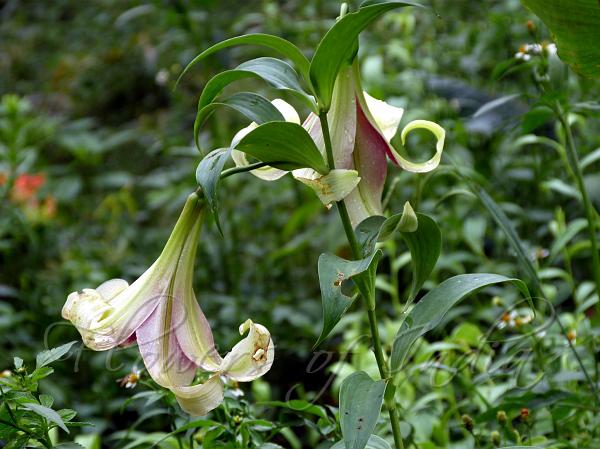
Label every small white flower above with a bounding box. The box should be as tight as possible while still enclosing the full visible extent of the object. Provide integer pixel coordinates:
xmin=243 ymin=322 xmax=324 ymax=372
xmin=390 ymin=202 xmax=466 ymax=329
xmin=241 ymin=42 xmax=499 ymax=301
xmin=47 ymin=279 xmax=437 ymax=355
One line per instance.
xmin=155 ymin=69 xmax=169 ymax=86
xmin=544 ymin=43 xmax=558 ymax=56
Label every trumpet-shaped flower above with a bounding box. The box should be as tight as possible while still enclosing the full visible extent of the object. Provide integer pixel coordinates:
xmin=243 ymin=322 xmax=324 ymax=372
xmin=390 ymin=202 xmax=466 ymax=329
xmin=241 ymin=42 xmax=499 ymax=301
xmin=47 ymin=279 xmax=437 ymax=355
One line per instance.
xmin=62 ymin=193 xmax=274 ymax=414
xmin=232 ymin=61 xmax=445 ymax=227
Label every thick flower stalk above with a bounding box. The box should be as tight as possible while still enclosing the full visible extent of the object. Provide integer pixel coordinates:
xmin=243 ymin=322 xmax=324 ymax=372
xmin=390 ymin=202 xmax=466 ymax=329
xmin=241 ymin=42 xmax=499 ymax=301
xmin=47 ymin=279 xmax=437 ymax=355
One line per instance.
xmin=232 ymin=60 xmax=445 ymax=226
xmin=62 ymin=193 xmax=273 ymax=414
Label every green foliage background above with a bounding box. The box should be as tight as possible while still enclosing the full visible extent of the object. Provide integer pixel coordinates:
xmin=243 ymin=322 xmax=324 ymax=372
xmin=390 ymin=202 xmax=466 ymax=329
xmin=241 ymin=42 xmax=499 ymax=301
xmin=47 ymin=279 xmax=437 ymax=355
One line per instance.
xmin=2 ymin=0 xmax=600 ymax=448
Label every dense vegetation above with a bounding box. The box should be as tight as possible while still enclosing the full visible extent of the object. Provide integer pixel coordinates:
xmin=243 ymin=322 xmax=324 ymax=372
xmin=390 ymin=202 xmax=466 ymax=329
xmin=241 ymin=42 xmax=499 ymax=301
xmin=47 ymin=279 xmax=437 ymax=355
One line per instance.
xmin=1 ymin=1 xmax=600 ymax=448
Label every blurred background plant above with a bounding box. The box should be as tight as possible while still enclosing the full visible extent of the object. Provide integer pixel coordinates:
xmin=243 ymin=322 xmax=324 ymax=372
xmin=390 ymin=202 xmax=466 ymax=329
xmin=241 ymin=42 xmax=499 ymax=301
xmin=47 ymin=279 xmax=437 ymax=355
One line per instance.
xmin=1 ymin=0 xmax=599 ymax=448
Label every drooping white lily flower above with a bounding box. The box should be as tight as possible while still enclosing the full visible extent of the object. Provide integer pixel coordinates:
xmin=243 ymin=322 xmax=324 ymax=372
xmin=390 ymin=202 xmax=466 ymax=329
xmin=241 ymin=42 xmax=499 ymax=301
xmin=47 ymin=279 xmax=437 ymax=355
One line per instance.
xmin=231 ymin=61 xmax=445 ymax=227
xmin=62 ymin=193 xmax=274 ymax=414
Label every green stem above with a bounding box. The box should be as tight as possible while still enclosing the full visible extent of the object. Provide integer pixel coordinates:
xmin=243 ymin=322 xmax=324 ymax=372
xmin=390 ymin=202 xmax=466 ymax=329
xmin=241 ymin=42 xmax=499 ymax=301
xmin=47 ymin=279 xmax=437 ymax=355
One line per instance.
xmin=318 ymin=111 xmax=405 ymax=449
xmin=555 ymin=102 xmax=600 ymax=309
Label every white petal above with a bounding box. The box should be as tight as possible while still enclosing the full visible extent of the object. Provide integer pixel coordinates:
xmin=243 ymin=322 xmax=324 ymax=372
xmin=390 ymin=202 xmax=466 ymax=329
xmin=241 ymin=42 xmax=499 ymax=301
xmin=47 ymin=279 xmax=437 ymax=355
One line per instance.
xmin=293 ymin=169 xmax=360 ymax=206
xmin=136 ymin=306 xmax=197 ymax=388
xmin=272 ymin=98 xmax=300 ymax=124
xmin=364 ymin=92 xmax=404 ymax=143
xmin=170 ymin=375 xmax=224 ymax=416
xmin=220 ymin=319 xmax=274 ymax=382
xmin=95 ymin=279 xmax=129 ymax=302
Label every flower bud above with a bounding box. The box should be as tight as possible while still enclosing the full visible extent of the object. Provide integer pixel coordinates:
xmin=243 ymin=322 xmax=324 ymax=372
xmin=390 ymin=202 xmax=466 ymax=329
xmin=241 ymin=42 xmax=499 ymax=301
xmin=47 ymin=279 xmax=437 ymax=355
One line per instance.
xmin=520 ymin=407 xmax=529 ymax=422
xmin=491 ymin=430 xmax=501 ymax=447
xmin=462 ymin=414 xmax=474 ymax=433
xmin=497 ymin=410 xmax=507 ymax=426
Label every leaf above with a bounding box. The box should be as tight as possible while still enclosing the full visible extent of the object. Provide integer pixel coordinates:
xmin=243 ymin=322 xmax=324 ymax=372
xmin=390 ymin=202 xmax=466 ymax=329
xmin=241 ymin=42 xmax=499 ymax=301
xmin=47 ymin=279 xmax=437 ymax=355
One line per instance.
xmin=199 ymin=57 xmax=316 ymax=113
xmin=196 ymin=148 xmax=231 ymax=234
xmin=473 ymin=94 xmax=522 ymax=118
xmin=330 ymin=435 xmax=391 ymax=449
xmin=390 ymin=274 xmax=530 ymax=373
xmin=581 ymin=147 xmax=600 ymax=171
xmin=339 ymin=371 xmax=386 ymax=449
xmin=235 ymin=121 xmax=329 ymax=174
xmin=314 ymin=251 xmax=382 ymax=348
xmin=521 ymin=0 xmax=600 ymax=78
xmin=178 ymin=34 xmax=311 ymax=86
xmin=472 ymin=186 xmax=542 ymax=297
xmin=355 ymin=213 xmax=441 ymax=301
xmin=400 ymin=214 xmax=441 ymax=301
xmin=261 ymin=400 xmax=329 ymax=419
xmin=549 ymin=217 xmax=588 ymax=262
xmin=23 ymin=402 xmax=69 ymax=433
xmin=194 ymin=92 xmax=284 ymax=151
xmin=310 ymin=1 xmax=422 ymax=110
xmin=35 ymin=341 xmax=77 ymax=369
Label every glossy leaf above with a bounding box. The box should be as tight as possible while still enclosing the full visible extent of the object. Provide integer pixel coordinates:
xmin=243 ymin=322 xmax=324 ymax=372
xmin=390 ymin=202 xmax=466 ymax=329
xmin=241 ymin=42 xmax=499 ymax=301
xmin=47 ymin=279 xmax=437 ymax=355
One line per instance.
xmin=400 ymin=214 xmax=441 ymax=301
xmin=356 ymin=212 xmax=440 ymax=301
xmin=194 ymin=92 xmax=284 ymax=151
xmin=330 ymin=435 xmax=391 ymax=449
xmin=178 ymin=34 xmax=311 ymax=85
xmin=198 ymin=57 xmax=316 ymax=113
xmin=196 ymin=148 xmax=231 ymax=234
xmin=339 ymin=371 xmax=386 ymax=449
xmin=310 ymin=1 xmax=422 ymax=110
xmin=390 ymin=273 xmax=530 ymax=373
xmin=235 ymin=121 xmax=329 ymax=174
xmin=521 ymin=0 xmax=600 ymax=78
xmin=314 ymin=250 xmax=382 ymax=348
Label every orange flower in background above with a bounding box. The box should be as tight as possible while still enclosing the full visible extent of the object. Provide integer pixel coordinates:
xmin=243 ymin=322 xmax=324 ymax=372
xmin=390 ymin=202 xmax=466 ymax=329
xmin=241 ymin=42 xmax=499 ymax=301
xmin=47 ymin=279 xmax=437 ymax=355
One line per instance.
xmin=1 ymin=172 xmax=57 ymax=221
xmin=12 ymin=173 xmax=46 ymax=202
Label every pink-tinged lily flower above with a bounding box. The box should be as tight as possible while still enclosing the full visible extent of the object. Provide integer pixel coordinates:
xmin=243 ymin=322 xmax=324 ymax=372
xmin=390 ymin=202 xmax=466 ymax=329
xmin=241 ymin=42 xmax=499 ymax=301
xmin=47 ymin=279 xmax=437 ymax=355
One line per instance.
xmin=62 ymin=193 xmax=274 ymax=414
xmin=232 ymin=62 xmax=445 ymax=227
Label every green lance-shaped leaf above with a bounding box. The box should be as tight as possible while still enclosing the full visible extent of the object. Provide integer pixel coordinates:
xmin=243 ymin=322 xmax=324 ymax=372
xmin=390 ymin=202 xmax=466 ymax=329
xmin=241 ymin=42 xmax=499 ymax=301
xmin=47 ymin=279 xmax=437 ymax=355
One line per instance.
xmin=390 ymin=274 xmax=531 ymax=373
xmin=314 ymin=250 xmax=382 ymax=348
xmin=473 ymin=186 xmax=543 ymax=297
xmin=521 ymin=0 xmax=600 ymax=78
xmin=235 ymin=121 xmax=330 ymax=174
xmin=355 ymin=208 xmax=441 ymax=302
xmin=196 ymin=148 xmax=231 ymax=234
xmin=178 ymin=33 xmax=311 ymax=86
xmin=339 ymin=371 xmax=387 ymax=449
xmin=310 ymin=0 xmax=422 ymax=110
xmin=36 ymin=341 xmax=77 ymax=369
xmin=198 ymin=57 xmax=316 ymax=113
xmin=194 ymin=92 xmax=284 ymax=152
xmin=23 ymin=403 xmax=70 ymax=433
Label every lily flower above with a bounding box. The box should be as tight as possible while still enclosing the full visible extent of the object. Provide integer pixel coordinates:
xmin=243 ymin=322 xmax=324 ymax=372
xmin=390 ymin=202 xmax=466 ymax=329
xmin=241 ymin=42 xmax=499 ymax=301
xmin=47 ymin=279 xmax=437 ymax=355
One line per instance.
xmin=231 ymin=61 xmax=445 ymax=227
xmin=62 ymin=193 xmax=274 ymax=414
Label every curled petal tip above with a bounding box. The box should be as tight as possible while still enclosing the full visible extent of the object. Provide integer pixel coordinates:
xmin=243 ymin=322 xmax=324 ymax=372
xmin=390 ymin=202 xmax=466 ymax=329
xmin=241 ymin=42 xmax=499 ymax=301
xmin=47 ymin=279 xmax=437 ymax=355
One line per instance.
xmin=396 ymin=120 xmax=446 ymax=173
